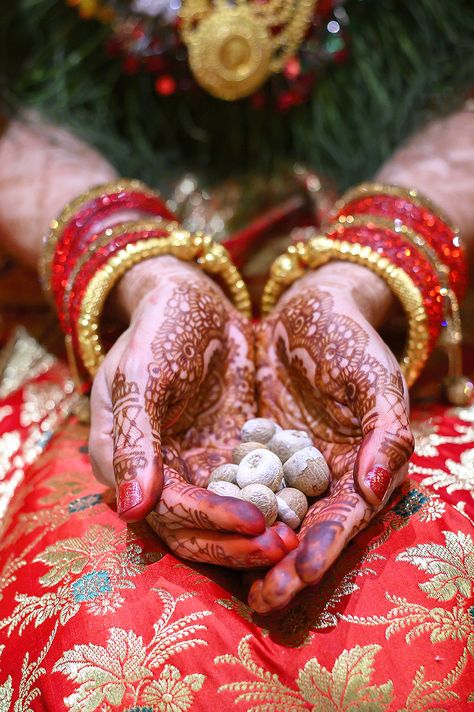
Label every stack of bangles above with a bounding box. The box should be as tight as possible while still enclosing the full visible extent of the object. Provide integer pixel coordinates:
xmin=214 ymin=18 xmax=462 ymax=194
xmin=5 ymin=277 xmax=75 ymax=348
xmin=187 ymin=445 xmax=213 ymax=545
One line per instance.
xmin=263 ymin=182 xmax=471 ymax=406
xmin=40 ymin=179 xmax=251 ymax=393
xmin=42 ymin=179 xmax=471 ymax=407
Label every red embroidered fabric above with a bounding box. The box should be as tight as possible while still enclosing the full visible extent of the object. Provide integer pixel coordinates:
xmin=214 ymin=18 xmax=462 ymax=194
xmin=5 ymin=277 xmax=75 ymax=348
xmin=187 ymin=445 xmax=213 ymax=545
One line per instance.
xmin=0 ymin=345 xmax=472 ymax=711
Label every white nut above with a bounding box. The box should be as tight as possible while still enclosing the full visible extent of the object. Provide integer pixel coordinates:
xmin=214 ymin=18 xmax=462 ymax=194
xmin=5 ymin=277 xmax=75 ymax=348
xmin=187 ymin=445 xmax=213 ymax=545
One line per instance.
xmin=276 ymin=477 xmax=287 ymax=492
xmin=232 ymin=441 xmax=268 ymax=464
xmin=209 ymin=463 xmax=238 ymax=484
xmin=236 ymin=449 xmax=283 ymax=492
xmin=268 ymin=429 xmax=313 ymax=463
xmin=207 ymin=481 xmax=241 ymax=498
xmin=283 ymin=446 xmax=330 ymax=496
xmin=241 ymin=418 xmax=280 ymax=444
xmin=276 ymin=487 xmax=308 ymax=529
xmin=239 ymin=484 xmax=278 ymax=526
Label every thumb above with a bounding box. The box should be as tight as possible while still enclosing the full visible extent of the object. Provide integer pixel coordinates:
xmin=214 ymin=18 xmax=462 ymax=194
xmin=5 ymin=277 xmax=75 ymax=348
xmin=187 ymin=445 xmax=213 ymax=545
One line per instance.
xmin=111 ymin=362 xmax=164 ymax=522
xmin=354 ymin=374 xmax=414 ymax=507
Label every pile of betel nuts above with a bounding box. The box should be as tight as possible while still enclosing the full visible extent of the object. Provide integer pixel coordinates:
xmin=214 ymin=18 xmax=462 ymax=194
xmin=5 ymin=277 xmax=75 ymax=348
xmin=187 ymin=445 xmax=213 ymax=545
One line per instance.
xmin=207 ymin=418 xmax=330 ymax=529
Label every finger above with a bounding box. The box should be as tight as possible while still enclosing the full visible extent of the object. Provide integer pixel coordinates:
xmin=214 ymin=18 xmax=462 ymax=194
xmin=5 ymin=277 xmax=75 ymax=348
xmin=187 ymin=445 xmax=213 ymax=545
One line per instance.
xmin=295 ymin=474 xmax=373 ymax=585
xmin=111 ymin=358 xmax=163 ymax=522
xmin=156 ymin=466 xmax=266 ymax=536
xmin=272 ymin=521 xmax=299 ymax=552
xmin=354 ymin=369 xmax=414 ymax=506
xmin=89 ymin=356 xmax=118 ymax=488
xmin=247 ymin=550 xmax=306 ymax=613
xmin=147 ymin=517 xmax=292 ymax=568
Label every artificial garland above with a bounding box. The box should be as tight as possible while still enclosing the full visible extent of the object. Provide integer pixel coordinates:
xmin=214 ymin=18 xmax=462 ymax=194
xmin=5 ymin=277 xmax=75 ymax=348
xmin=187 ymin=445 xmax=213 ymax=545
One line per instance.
xmin=1 ymin=0 xmax=474 ymax=192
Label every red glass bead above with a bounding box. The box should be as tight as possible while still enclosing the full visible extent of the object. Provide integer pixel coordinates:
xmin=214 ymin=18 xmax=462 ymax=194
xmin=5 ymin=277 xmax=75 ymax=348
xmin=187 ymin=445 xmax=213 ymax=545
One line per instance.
xmin=155 ymin=75 xmax=177 ymax=96
xmin=332 ymin=194 xmax=467 ymax=300
xmin=326 ymin=223 xmax=443 ymax=350
xmin=51 ymin=190 xmax=175 ymax=312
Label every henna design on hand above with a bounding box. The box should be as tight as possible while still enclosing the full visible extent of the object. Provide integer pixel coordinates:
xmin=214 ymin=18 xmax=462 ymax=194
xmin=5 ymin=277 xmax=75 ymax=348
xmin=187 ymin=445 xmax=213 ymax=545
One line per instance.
xmin=111 ymin=368 xmax=148 ymax=484
xmin=259 ymin=288 xmax=413 ymax=478
xmin=144 ymin=282 xmax=227 ymax=447
xmin=250 ymin=286 xmax=414 ymax=610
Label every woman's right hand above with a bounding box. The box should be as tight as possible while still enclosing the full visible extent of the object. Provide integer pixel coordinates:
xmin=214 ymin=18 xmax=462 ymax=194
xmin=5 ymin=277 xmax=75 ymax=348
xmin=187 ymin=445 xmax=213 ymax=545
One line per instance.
xmin=89 ymin=256 xmax=298 ymax=567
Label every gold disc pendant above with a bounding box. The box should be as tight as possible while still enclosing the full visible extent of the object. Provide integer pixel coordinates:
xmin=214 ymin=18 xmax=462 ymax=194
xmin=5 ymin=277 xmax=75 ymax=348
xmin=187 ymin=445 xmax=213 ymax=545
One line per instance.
xmin=185 ymin=5 xmax=273 ymax=101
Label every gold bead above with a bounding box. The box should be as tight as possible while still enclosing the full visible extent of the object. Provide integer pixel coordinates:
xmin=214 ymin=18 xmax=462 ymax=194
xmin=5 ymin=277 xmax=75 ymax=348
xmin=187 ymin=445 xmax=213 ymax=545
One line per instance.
xmin=262 ymin=236 xmax=430 ymax=388
xmin=75 ymin=232 xmax=251 ymax=378
xmin=445 ymin=376 xmax=474 ymax=406
xmin=270 ymin=253 xmax=305 ymax=285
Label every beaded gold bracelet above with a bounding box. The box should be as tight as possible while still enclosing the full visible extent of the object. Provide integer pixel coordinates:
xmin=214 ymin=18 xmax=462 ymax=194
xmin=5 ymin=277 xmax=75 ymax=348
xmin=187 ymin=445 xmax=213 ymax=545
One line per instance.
xmin=73 ymin=228 xmax=251 ymax=379
xmin=262 ymin=235 xmax=429 ymax=388
xmin=262 ymin=181 xmax=471 ymax=403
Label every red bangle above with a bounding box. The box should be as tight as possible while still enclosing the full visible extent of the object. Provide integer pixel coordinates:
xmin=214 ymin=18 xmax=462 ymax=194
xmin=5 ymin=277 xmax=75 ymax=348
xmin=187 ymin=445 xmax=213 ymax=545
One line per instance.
xmin=41 ymin=180 xmax=175 ymax=307
xmin=326 ymin=221 xmax=443 ymax=349
xmin=328 ymin=189 xmax=467 ymax=300
xmin=322 ymin=182 xmax=469 ymax=402
xmin=65 ymin=222 xmax=177 ymax=357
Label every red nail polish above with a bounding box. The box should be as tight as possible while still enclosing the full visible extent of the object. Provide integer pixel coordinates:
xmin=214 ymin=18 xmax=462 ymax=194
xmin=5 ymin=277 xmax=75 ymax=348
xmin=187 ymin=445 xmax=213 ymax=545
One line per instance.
xmin=365 ymin=465 xmax=392 ymax=501
xmin=117 ymin=481 xmax=143 ymax=514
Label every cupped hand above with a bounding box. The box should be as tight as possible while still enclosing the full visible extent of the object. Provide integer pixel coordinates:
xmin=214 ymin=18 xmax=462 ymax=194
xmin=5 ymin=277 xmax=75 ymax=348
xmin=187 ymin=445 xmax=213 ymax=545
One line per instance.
xmin=89 ymin=259 xmax=297 ymax=568
xmin=249 ymin=271 xmax=414 ymax=611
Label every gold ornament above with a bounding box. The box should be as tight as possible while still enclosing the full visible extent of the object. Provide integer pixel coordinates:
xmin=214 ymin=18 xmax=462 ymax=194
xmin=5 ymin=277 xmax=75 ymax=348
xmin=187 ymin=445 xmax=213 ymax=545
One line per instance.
xmin=179 ymin=0 xmax=317 ymax=101
xmin=262 ymin=234 xmax=430 ymax=389
xmin=75 ymin=225 xmax=251 ymax=378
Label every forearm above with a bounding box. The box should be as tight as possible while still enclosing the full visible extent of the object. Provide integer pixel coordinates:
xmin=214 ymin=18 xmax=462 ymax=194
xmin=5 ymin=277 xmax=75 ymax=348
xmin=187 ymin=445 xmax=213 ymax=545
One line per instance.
xmin=289 ymin=262 xmax=393 ymax=328
xmin=0 ymin=114 xmax=117 ymax=269
xmin=305 ymin=108 xmax=474 ymax=326
xmin=377 ymin=107 xmax=474 ymax=250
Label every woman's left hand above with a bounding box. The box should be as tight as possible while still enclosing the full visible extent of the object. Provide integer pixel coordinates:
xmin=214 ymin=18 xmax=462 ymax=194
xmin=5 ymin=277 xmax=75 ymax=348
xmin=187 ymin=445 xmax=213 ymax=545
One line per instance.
xmin=249 ymin=265 xmax=414 ymax=612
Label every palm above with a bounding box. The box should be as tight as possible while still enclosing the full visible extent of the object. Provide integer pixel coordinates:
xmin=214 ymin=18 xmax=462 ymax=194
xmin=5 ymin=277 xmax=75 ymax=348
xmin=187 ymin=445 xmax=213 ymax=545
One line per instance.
xmin=248 ymin=285 xmax=413 ymax=611
xmin=91 ymin=276 xmax=298 ymax=569
xmin=257 ymin=288 xmax=409 ymax=483
xmin=157 ymin=282 xmax=256 ymax=488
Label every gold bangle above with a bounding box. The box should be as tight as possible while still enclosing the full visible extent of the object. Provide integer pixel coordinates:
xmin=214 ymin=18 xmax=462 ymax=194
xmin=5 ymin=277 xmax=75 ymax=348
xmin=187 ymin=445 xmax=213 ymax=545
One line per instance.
xmin=39 ymin=179 xmax=157 ymax=294
xmin=261 ymin=235 xmax=430 ymax=388
xmin=63 ymin=219 xmax=175 ymax=323
xmin=331 ymin=213 xmax=462 ymax=345
xmin=327 ymin=181 xmax=460 ymax=235
xmin=76 ymin=230 xmax=251 ymax=378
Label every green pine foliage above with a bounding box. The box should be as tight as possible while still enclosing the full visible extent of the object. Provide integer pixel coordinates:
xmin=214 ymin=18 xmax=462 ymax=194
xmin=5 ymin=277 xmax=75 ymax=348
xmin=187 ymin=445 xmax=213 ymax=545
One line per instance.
xmin=1 ymin=0 xmax=474 ymax=191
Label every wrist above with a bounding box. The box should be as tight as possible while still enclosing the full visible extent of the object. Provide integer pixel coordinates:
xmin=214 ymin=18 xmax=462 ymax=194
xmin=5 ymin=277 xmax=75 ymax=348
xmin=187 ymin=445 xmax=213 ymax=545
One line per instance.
xmin=114 ymin=254 xmax=208 ymax=319
xmin=288 ymin=261 xmax=395 ymax=327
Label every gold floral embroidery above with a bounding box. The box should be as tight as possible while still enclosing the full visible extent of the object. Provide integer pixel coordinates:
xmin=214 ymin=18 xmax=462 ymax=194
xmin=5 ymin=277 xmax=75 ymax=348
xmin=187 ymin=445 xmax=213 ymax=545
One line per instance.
xmin=412 ymin=419 xmax=474 ymax=458
xmin=396 ymin=530 xmax=473 ymax=601
xmin=1 ymin=585 xmax=80 ymax=636
xmin=340 ymin=531 xmax=474 ymax=671
xmin=53 ymin=588 xmax=211 ymax=712
xmin=0 ymin=645 xmax=13 ymax=712
xmin=416 ymin=495 xmax=446 ymax=522
xmin=0 ymin=431 xmax=21 ymax=480
xmin=20 ymin=382 xmax=70 ymax=427
xmin=38 ymin=472 xmax=87 ymax=505
xmin=142 ymin=665 xmax=205 ymax=711
xmin=1 ymin=524 xmax=163 ymax=633
xmin=13 ymin=622 xmax=58 ymax=712
xmin=216 ymin=596 xmax=254 ymax=623
xmin=343 ymin=594 xmax=473 ymax=653
xmin=215 ymin=636 xmax=393 ymax=710
xmin=0 ymin=328 xmax=56 ymax=399
xmin=0 ymin=675 xmax=13 ymax=712
xmin=399 ymin=649 xmax=468 ymax=712
xmin=410 ymin=449 xmax=474 ymax=497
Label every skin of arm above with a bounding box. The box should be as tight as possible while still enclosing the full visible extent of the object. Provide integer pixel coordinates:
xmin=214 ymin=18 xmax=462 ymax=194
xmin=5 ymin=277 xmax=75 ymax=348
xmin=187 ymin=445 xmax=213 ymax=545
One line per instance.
xmin=0 ymin=108 xmax=472 ymax=316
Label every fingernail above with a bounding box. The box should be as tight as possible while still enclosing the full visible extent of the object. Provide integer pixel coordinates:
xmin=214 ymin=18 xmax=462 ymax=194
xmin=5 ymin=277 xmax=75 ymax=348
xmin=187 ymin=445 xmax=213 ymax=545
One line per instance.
xmin=117 ymin=481 xmax=143 ymax=514
xmin=364 ymin=465 xmax=392 ymax=502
